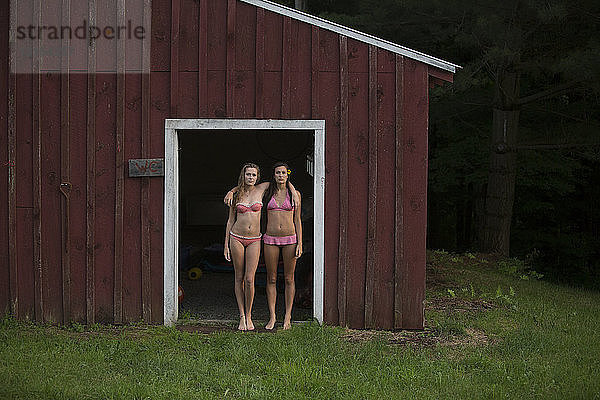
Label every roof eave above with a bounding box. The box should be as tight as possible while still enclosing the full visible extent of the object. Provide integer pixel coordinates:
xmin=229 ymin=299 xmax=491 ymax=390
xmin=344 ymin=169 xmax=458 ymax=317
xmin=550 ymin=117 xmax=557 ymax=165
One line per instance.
xmin=240 ymin=0 xmax=460 ymax=74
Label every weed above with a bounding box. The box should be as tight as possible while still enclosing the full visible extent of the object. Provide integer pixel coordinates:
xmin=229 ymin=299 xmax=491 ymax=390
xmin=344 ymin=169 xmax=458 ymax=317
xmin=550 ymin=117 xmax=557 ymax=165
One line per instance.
xmin=433 ymin=318 xmax=466 ymax=336
xmin=498 ymin=257 xmax=544 ymax=281
xmin=178 ymin=309 xmax=192 ymax=321
xmin=491 ymin=285 xmax=518 ymax=309
xmin=70 ymin=322 xmax=86 ymax=333
xmin=458 ymin=284 xmax=477 ymax=298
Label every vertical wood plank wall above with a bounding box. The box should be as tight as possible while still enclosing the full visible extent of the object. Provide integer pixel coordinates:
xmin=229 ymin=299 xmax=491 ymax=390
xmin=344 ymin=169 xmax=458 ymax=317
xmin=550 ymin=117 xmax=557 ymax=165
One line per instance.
xmin=1 ymin=0 xmax=11 ymax=315
xmin=1 ymin=0 xmax=445 ymax=329
xmin=85 ymin=0 xmax=97 ymax=324
xmin=68 ymin=0 xmax=88 ymax=324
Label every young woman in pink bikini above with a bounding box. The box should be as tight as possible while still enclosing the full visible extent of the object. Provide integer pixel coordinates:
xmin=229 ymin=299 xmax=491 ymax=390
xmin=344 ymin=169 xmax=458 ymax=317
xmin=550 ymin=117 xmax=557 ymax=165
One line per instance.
xmin=224 ymin=162 xmax=302 ymax=330
xmin=262 ymin=162 xmax=302 ymax=330
xmin=224 ymin=163 xmax=266 ymax=331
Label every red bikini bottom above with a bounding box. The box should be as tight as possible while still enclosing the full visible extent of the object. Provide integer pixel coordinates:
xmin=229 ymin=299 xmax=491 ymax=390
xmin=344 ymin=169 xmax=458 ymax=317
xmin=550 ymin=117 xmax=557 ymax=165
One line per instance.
xmin=229 ymin=232 xmax=262 ymax=247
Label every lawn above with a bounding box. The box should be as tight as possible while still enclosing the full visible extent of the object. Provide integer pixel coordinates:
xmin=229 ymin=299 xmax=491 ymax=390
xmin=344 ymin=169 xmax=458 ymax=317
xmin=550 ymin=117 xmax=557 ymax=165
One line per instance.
xmin=1 ymin=252 xmax=599 ymax=399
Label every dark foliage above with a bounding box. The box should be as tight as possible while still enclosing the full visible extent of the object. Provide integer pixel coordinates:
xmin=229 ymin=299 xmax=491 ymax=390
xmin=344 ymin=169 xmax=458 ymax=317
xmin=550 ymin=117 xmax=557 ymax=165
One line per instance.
xmin=274 ymin=0 xmax=600 ymax=285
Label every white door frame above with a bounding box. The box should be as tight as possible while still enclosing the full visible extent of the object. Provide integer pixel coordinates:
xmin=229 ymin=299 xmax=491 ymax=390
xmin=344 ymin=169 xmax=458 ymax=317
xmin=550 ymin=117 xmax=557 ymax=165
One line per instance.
xmin=163 ymin=119 xmax=326 ymax=326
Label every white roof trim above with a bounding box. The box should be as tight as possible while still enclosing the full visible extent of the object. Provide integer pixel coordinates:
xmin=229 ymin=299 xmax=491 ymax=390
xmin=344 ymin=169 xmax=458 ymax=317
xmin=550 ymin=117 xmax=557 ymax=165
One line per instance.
xmin=240 ymin=0 xmax=459 ymax=73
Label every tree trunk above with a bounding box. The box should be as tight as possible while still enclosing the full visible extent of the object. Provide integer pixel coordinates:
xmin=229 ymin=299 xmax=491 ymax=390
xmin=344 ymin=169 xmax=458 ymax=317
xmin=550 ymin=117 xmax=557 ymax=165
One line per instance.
xmin=456 ymin=199 xmax=465 ymax=251
xmin=427 ymin=192 xmax=440 ymax=248
xmin=294 ymin=0 xmax=306 ymax=11
xmin=464 ymin=183 xmax=474 ymax=249
xmin=473 ymin=182 xmax=487 ymax=249
xmin=482 ymin=71 xmax=520 ymax=256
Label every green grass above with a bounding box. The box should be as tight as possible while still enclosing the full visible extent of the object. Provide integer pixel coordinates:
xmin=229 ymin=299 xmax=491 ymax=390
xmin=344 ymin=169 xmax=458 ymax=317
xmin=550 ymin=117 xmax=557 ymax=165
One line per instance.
xmin=1 ymin=252 xmax=599 ymax=399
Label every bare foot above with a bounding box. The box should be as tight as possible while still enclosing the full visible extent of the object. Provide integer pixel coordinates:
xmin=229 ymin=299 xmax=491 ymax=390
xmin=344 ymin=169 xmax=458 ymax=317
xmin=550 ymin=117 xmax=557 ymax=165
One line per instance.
xmin=246 ymin=317 xmax=255 ymax=331
xmin=283 ymin=319 xmax=291 ymax=330
xmin=265 ymin=318 xmax=276 ymax=330
xmin=238 ymin=316 xmax=247 ymax=331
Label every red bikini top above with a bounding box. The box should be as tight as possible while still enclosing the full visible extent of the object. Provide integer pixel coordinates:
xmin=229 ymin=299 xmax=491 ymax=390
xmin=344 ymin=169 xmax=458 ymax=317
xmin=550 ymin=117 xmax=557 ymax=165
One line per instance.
xmin=236 ymin=201 xmax=262 ymax=213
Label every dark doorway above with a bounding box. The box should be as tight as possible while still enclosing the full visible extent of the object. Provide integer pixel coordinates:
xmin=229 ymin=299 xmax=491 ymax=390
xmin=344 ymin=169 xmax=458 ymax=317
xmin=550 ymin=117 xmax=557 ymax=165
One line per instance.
xmin=177 ymin=129 xmax=314 ymax=324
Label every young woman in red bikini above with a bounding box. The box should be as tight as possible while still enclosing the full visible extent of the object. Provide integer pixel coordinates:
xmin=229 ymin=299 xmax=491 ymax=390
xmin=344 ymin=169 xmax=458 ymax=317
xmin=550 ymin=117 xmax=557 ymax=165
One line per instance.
xmin=224 ymin=163 xmax=266 ymax=331
xmin=224 ymin=162 xmax=302 ymax=330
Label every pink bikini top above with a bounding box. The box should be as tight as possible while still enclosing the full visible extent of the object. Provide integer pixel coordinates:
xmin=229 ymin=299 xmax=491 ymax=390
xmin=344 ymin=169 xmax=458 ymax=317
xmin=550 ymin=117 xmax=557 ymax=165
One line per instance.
xmin=236 ymin=201 xmax=262 ymax=213
xmin=267 ymin=190 xmax=294 ymax=212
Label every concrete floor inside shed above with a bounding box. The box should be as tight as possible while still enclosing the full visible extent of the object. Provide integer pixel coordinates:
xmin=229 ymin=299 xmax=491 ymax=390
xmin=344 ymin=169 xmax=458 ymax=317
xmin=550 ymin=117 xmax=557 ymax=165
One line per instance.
xmin=179 ymin=269 xmax=313 ymax=323
xmin=177 ymin=129 xmax=315 ymax=326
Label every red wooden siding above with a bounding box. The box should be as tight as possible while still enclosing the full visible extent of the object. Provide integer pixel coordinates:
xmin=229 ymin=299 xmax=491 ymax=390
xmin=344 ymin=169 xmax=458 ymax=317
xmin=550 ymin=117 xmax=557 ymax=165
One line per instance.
xmin=141 ymin=0 xmax=153 ymax=324
xmin=364 ymin=45 xmax=378 ymax=328
xmin=394 ymin=54 xmax=404 ymax=328
xmin=40 ymin=73 xmax=63 ymax=324
xmin=1 ymin=0 xmax=11 ymax=316
xmin=69 ymin=72 xmax=88 ymax=323
xmin=1 ymin=0 xmax=452 ymax=329
xmin=346 ymin=38 xmax=369 ymax=329
xmin=148 ymin=70 xmax=168 ymax=325
xmin=123 ymin=74 xmax=143 ymax=323
xmin=85 ymin=0 xmax=97 ymax=324
xmin=402 ymin=59 xmax=429 ymax=329
xmin=337 ymin=35 xmax=348 ymax=327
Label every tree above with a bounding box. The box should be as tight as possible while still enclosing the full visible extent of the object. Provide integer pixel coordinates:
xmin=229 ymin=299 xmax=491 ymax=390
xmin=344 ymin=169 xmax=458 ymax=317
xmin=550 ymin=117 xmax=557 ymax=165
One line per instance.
xmin=273 ymin=0 xmax=600 ymax=274
xmin=301 ymin=0 xmax=600 ymax=257
xmin=462 ymin=1 xmax=600 ymax=255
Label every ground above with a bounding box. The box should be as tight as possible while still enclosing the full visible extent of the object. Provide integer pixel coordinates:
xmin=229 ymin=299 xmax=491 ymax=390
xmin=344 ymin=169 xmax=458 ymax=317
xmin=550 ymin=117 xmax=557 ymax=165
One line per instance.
xmin=177 ymin=251 xmax=504 ymax=343
xmin=3 ymin=251 xmax=599 ymax=399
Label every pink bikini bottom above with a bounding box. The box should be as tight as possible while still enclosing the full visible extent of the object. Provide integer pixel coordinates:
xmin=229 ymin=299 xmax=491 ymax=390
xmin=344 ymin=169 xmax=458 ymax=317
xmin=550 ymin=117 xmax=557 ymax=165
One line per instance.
xmin=263 ymin=233 xmax=297 ymax=246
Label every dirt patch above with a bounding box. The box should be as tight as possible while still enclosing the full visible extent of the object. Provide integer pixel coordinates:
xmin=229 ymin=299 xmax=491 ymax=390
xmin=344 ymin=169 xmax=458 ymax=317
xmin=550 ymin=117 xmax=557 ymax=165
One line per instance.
xmin=426 ymin=264 xmax=454 ymax=290
xmin=425 ymin=251 xmax=504 ymax=291
xmin=340 ymin=327 xmax=491 ymax=348
xmin=177 ymin=325 xmax=239 ymax=334
xmin=461 ymin=328 xmax=491 ymax=346
xmin=176 ymin=323 xmax=279 ymax=334
xmin=425 ymin=297 xmax=497 ymax=313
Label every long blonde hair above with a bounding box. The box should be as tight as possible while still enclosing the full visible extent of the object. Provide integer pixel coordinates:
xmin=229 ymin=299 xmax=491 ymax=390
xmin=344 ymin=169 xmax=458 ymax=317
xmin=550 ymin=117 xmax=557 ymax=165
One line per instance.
xmin=233 ymin=163 xmax=260 ymax=204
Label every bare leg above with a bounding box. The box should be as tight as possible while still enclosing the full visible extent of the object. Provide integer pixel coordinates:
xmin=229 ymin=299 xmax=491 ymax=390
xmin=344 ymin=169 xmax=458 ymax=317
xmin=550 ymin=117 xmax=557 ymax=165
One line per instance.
xmin=263 ymin=244 xmax=280 ymax=329
xmin=243 ymin=241 xmax=261 ymax=331
xmin=281 ymin=244 xmax=297 ymax=330
xmin=229 ymin=238 xmax=247 ymax=331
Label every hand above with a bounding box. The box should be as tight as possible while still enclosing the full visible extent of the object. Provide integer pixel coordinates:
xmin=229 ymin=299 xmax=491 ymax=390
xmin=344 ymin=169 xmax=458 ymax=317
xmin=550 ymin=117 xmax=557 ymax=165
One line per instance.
xmin=295 ymin=244 xmax=303 ymax=259
xmin=224 ymin=246 xmax=231 ymax=262
xmin=224 ymin=191 xmax=234 ymax=207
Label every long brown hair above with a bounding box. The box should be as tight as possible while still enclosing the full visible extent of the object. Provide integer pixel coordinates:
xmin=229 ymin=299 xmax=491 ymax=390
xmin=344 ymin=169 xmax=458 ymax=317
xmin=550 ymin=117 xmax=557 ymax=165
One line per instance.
xmin=264 ymin=161 xmax=293 ymax=206
xmin=233 ymin=163 xmax=260 ymax=204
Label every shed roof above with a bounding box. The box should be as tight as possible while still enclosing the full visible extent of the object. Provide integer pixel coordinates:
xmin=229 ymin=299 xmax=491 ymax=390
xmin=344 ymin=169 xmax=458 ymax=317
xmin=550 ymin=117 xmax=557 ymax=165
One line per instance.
xmin=241 ymin=0 xmax=459 ymax=73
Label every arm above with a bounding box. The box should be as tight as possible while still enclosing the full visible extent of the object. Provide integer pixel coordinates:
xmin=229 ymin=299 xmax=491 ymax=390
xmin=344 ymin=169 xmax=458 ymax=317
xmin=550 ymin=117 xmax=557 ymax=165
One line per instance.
xmin=256 ymin=181 xmax=270 ymax=192
xmin=223 ymin=182 xmax=271 ymax=205
xmin=224 ymin=205 xmax=236 ymax=261
xmin=224 ymin=186 xmax=237 ymax=207
xmin=288 ymin=182 xmax=298 ymax=199
xmin=293 ymin=191 xmax=302 ymax=258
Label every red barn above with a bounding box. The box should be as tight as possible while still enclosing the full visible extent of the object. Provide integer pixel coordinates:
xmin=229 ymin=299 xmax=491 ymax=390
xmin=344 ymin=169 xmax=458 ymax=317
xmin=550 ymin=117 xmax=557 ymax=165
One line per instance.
xmin=0 ymin=0 xmax=457 ymax=329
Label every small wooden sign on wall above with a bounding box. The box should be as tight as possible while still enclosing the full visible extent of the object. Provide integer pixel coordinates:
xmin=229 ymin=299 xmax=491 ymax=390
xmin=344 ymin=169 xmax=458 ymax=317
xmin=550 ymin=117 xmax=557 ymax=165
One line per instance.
xmin=128 ymin=159 xmax=164 ymax=177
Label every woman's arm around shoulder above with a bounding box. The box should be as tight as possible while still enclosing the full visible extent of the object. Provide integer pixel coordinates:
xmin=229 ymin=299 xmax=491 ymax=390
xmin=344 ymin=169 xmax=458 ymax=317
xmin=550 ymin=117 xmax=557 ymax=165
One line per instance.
xmin=255 ymin=182 xmax=270 ymax=193
xmin=224 ymin=187 xmax=237 ymax=207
